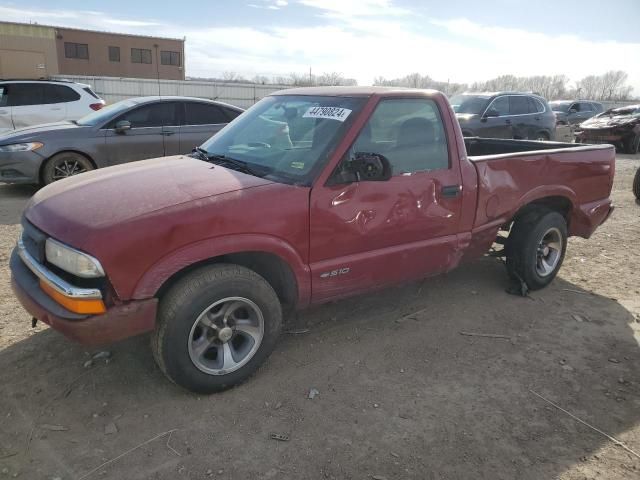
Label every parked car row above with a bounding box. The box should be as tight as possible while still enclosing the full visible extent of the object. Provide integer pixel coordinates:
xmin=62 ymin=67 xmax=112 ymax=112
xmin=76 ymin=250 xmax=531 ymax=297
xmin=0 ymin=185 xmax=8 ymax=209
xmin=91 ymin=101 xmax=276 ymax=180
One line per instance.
xmin=0 ymin=80 xmax=243 ymax=185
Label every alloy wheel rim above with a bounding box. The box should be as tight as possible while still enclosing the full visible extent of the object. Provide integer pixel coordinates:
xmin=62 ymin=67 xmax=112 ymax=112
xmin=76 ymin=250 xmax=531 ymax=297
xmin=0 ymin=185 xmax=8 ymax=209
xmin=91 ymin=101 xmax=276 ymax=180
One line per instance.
xmin=187 ymin=297 xmax=265 ymax=375
xmin=52 ymin=159 xmax=87 ymax=180
xmin=536 ymin=227 xmax=562 ymax=277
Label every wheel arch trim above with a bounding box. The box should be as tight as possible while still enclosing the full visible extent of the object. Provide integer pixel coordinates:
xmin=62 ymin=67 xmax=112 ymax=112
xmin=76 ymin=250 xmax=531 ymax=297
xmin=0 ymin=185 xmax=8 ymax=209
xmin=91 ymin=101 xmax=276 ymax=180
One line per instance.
xmin=132 ymin=234 xmax=311 ymax=308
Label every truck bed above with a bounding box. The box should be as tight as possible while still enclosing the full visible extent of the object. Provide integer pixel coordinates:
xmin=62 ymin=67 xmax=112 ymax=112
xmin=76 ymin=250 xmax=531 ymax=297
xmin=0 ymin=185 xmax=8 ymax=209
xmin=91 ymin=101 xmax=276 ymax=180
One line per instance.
xmin=464 ymin=137 xmax=596 ymax=157
xmin=461 ymin=137 xmax=615 ymax=260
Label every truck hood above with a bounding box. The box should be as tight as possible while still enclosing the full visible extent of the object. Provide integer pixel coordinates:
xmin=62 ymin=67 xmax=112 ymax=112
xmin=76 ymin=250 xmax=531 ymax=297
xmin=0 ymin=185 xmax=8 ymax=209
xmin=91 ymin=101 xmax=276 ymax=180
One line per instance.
xmin=25 ymin=155 xmax=274 ymax=238
xmin=0 ymin=121 xmax=80 ymax=143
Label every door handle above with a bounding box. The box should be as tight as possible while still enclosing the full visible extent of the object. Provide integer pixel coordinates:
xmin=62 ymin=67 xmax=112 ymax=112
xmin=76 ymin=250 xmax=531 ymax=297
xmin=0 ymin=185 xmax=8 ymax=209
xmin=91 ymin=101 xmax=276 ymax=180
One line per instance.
xmin=534 ymin=117 xmax=541 ymax=121
xmin=50 ymin=107 xmax=62 ymax=111
xmin=505 ymin=119 xmax=512 ymax=125
xmin=162 ymin=131 xmax=176 ymax=136
xmin=441 ymin=185 xmax=462 ymax=198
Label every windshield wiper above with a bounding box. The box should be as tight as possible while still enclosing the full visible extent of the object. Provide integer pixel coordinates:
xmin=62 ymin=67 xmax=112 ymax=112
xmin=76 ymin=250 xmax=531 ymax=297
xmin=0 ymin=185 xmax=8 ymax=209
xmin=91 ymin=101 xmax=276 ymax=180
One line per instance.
xmin=192 ymin=148 xmax=266 ymax=178
xmin=191 ymin=146 xmax=210 ymax=161
xmin=207 ymin=154 xmax=266 ymax=177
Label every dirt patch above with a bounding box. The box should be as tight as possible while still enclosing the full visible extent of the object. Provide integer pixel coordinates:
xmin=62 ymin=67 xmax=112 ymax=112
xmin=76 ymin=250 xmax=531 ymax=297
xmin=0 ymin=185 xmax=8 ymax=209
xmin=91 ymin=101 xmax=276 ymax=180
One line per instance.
xmin=1 ymin=156 xmax=639 ymax=479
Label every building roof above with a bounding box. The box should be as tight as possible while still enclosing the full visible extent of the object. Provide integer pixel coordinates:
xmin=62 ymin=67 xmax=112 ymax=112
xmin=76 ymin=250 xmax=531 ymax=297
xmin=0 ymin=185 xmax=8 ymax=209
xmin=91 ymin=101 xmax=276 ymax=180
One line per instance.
xmin=0 ymin=20 xmax=183 ymax=42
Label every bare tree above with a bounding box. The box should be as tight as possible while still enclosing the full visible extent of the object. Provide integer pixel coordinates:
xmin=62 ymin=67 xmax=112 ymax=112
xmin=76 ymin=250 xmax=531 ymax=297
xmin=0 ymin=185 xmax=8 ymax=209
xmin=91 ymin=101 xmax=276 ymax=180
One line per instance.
xmin=221 ymin=71 xmax=246 ymax=83
xmin=573 ymin=71 xmax=633 ymax=101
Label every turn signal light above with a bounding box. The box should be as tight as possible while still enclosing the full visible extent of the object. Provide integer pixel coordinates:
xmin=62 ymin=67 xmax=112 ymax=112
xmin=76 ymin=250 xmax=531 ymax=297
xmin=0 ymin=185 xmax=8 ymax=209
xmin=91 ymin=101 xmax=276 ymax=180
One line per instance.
xmin=40 ymin=280 xmax=106 ymax=315
xmin=89 ymin=103 xmax=104 ymax=111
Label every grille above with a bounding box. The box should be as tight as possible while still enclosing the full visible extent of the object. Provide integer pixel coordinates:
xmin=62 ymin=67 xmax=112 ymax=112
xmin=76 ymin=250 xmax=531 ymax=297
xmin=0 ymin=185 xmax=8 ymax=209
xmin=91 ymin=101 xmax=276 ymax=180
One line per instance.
xmin=21 ymin=220 xmax=47 ymax=264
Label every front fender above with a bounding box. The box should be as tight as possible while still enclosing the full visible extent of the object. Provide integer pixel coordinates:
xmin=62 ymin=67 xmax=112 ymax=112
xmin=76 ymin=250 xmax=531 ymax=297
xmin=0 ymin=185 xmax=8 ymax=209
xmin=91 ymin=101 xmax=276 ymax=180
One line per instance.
xmin=131 ymin=233 xmax=311 ymax=307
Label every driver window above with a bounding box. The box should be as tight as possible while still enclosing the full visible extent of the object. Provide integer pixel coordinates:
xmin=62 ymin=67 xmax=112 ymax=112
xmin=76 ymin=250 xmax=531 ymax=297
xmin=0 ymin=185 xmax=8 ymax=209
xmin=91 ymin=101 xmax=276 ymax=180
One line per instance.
xmin=570 ymin=103 xmax=580 ymax=112
xmin=348 ymin=98 xmax=449 ymax=175
xmin=110 ymin=102 xmax=176 ymax=128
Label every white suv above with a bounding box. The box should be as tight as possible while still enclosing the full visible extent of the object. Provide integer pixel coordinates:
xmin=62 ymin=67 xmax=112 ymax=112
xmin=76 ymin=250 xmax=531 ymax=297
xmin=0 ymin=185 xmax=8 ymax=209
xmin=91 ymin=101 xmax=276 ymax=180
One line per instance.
xmin=0 ymin=80 xmax=105 ymax=134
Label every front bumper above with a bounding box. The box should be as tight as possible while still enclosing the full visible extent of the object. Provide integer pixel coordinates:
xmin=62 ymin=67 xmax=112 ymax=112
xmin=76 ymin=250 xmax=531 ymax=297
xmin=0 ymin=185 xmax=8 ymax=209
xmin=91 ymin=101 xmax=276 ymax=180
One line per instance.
xmin=10 ymin=247 xmax=157 ymax=346
xmin=0 ymin=150 xmax=45 ymax=184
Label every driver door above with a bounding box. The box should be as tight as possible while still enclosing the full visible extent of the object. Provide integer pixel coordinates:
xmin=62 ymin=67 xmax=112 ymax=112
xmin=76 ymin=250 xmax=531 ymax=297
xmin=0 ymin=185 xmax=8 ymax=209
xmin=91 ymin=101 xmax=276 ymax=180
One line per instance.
xmin=309 ymin=98 xmax=463 ymax=303
xmin=104 ymin=101 xmax=178 ymax=165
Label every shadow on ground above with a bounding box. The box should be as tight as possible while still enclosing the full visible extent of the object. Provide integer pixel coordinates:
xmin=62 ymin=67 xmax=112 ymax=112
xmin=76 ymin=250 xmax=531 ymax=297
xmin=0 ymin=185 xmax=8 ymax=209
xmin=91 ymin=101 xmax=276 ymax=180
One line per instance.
xmin=1 ymin=258 xmax=639 ymax=479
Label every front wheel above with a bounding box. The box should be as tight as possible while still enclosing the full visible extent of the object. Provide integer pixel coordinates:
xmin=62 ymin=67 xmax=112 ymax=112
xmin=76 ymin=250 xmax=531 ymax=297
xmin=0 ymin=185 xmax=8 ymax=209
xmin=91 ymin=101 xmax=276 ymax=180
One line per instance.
xmin=633 ymin=168 xmax=640 ymax=200
xmin=151 ymin=264 xmax=283 ymax=393
xmin=506 ymin=210 xmax=568 ymax=290
xmin=42 ymin=152 xmax=94 ymax=185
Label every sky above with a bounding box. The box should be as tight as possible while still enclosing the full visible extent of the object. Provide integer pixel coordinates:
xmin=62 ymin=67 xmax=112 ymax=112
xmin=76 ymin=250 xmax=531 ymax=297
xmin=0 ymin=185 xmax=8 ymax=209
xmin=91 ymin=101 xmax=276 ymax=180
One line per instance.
xmin=2 ymin=0 xmax=639 ymax=94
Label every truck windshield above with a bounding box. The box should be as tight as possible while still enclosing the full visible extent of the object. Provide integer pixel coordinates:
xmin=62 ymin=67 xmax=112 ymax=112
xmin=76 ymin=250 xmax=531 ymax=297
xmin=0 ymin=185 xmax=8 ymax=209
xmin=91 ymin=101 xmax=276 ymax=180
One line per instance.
xmin=198 ymin=95 xmax=365 ymax=185
xmin=450 ymin=94 xmax=490 ymax=115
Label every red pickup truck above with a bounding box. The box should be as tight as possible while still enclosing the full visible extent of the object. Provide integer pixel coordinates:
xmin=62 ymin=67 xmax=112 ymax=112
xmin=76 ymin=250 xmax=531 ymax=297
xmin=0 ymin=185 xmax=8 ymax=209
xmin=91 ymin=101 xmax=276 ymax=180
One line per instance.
xmin=11 ymin=87 xmax=615 ymax=393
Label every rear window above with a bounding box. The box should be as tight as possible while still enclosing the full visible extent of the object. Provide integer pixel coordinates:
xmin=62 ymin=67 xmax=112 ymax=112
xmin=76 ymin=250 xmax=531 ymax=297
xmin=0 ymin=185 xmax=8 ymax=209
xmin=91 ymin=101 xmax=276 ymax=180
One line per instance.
xmin=184 ymin=102 xmax=229 ymax=125
xmin=44 ymin=84 xmax=81 ymax=103
xmin=223 ymin=107 xmax=242 ymax=120
xmin=527 ymin=97 xmax=544 ymax=113
xmin=82 ymin=86 xmax=100 ymax=99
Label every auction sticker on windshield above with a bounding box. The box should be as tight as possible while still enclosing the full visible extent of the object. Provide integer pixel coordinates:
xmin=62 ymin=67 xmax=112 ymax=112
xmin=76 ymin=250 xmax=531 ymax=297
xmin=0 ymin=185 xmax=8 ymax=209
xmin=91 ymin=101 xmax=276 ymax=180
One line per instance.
xmin=303 ymin=106 xmax=352 ymax=122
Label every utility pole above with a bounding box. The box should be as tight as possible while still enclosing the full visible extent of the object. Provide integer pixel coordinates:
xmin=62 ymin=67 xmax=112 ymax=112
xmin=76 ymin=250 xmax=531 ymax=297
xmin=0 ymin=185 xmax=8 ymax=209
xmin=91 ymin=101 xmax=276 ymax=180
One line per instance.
xmin=309 ymin=66 xmax=312 ymax=86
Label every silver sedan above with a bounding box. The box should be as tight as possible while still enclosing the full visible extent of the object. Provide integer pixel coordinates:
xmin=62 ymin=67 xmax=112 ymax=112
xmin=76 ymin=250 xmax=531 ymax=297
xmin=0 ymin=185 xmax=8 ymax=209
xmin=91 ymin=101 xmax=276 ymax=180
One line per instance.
xmin=0 ymin=96 xmax=243 ymax=185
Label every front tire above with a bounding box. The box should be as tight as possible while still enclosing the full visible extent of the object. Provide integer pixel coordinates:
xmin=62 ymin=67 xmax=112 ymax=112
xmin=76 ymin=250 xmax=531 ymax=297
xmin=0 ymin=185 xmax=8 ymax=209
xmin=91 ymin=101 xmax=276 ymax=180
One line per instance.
xmin=506 ymin=210 xmax=568 ymax=290
xmin=42 ymin=152 xmax=94 ymax=185
xmin=151 ymin=264 xmax=283 ymax=393
xmin=633 ymin=168 xmax=640 ymax=200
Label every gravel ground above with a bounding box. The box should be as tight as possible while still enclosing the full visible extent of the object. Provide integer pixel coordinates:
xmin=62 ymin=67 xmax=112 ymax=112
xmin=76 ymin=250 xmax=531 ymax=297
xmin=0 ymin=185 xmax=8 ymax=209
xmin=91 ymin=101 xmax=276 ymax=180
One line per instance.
xmin=0 ymin=154 xmax=639 ymax=480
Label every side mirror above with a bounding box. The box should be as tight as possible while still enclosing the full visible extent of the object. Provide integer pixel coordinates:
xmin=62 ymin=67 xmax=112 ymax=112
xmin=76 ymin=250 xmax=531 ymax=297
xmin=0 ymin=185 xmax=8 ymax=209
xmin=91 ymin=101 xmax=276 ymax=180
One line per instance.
xmin=483 ymin=108 xmax=499 ymax=118
xmin=349 ymin=152 xmax=392 ymax=182
xmin=115 ymin=120 xmax=131 ymax=133
xmin=568 ymin=108 xmax=578 ymax=114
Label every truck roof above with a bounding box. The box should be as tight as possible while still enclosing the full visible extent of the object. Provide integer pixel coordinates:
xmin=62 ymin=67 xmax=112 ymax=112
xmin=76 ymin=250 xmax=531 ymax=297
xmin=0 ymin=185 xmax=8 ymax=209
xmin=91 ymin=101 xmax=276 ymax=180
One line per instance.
xmin=271 ymin=86 xmax=441 ymax=97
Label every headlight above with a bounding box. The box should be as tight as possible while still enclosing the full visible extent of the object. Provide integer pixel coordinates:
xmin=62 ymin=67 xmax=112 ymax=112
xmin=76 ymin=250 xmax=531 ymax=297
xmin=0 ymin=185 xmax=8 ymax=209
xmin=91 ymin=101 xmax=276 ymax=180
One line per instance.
xmin=0 ymin=142 xmax=44 ymax=152
xmin=45 ymin=238 xmax=105 ymax=278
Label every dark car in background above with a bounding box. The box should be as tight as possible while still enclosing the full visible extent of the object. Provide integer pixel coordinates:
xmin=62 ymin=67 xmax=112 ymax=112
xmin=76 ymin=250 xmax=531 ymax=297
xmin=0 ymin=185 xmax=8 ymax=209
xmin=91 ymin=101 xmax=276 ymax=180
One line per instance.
xmin=575 ymin=104 xmax=640 ymax=154
xmin=0 ymin=96 xmax=243 ymax=185
xmin=450 ymin=92 xmax=555 ymax=141
xmin=549 ymin=100 xmax=604 ymax=125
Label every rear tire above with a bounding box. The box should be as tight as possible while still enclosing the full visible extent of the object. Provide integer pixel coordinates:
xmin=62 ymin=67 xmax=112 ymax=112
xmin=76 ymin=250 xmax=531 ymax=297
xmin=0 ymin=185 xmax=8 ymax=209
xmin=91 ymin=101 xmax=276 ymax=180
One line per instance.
xmin=42 ymin=152 xmax=94 ymax=185
xmin=151 ymin=264 xmax=282 ymax=394
xmin=506 ymin=209 xmax=568 ymax=290
xmin=533 ymin=131 xmax=550 ymax=141
xmin=633 ymin=168 xmax=640 ymax=200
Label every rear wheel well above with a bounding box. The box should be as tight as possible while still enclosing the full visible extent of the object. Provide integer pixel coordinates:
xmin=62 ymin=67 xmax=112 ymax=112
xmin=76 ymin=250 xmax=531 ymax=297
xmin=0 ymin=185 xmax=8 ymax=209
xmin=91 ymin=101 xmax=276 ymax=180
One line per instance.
xmin=510 ymin=196 xmax=572 ymax=228
xmin=155 ymin=251 xmax=298 ymax=313
xmin=40 ymin=150 xmax=96 ymax=184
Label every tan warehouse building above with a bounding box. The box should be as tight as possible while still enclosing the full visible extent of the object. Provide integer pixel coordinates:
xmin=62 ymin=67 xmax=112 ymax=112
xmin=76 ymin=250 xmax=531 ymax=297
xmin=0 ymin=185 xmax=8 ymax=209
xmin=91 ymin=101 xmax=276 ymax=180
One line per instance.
xmin=0 ymin=21 xmax=185 ymax=80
